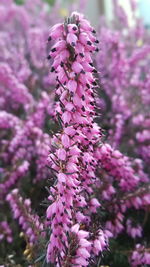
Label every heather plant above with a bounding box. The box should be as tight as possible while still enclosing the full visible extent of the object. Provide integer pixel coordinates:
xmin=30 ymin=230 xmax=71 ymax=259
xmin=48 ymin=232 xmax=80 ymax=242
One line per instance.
xmin=46 ymin=12 xmax=108 ymax=266
xmin=0 ymin=0 xmax=150 ymax=267
xmin=44 ymin=9 xmax=150 ymax=267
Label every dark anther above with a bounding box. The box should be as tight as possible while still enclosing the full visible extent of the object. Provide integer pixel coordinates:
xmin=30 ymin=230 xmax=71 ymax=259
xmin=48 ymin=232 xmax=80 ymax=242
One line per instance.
xmin=95 ymin=40 xmax=99 ymax=43
xmin=81 ymin=70 xmax=85 ymax=74
xmin=60 ymin=62 xmax=64 ymax=67
xmin=48 ymin=36 xmax=51 ymax=41
xmin=51 ymin=67 xmax=55 ymax=72
xmin=95 ymin=48 xmax=99 ymax=52
xmin=92 ymin=69 xmax=97 ymax=73
xmin=90 ymin=102 xmax=94 ymax=106
xmin=82 ymin=95 xmax=85 ymax=101
xmin=89 ymin=62 xmax=93 ymax=66
xmin=92 ymin=81 xmax=97 ymax=86
xmin=87 ymin=41 xmax=92 ymax=46
xmin=73 ymin=26 xmax=77 ymax=31
xmin=92 ymin=29 xmax=96 ymax=34
xmin=47 ymin=55 xmax=51 ymax=60
xmin=71 ymin=42 xmax=75 ymax=47
xmin=51 ymin=48 xmax=56 ymax=52
xmin=81 ymin=106 xmax=85 ymax=112
xmin=86 ymin=83 xmax=90 ymax=89
xmin=79 ymin=53 xmax=84 ymax=58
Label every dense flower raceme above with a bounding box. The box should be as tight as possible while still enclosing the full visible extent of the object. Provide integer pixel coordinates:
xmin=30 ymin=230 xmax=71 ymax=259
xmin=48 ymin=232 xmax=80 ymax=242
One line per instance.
xmin=95 ymin=143 xmax=149 ymax=226
xmin=6 ymin=189 xmax=44 ymax=247
xmin=46 ymin=12 xmax=108 ymax=266
xmin=0 ymin=110 xmax=51 ymax=198
xmin=94 ymin=143 xmax=150 ymax=266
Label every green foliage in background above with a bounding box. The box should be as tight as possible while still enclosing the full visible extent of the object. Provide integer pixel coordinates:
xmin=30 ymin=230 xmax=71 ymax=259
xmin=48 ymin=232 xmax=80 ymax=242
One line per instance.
xmin=43 ymin=0 xmax=55 ymax=6
xmin=15 ymin=0 xmax=24 ymax=5
xmin=14 ymin=0 xmax=75 ymax=6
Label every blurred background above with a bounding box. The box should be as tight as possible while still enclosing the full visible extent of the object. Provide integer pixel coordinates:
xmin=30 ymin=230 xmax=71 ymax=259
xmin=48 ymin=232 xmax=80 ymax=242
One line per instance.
xmin=85 ymin=0 xmax=150 ymax=27
xmin=14 ymin=0 xmax=150 ymax=27
xmin=1 ymin=0 xmax=150 ymax=266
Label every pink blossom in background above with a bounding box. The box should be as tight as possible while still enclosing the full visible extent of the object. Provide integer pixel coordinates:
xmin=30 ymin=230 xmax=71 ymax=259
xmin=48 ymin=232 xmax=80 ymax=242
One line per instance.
xmin=0 ymin=0 xmax=150 ymax=266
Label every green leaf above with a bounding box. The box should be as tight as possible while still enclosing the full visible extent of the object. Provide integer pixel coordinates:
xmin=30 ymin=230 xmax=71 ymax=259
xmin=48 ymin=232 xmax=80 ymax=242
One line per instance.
xmin=43 ymin=0 xmax=55 ymax=6
xmin=15 ymin=0 xmax=24 ymax=5
xmin=34 ymin=253 xmax=46 ymax=263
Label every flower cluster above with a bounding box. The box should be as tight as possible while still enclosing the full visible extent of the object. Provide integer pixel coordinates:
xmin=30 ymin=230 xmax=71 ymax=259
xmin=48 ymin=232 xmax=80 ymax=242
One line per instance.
xmin=130 ymin=244 xmax=150 ymax=266
xmin=96 ymin=0 xmax=150 ymax=169
xmin=6 ymin=189 xmax=44 ymax=246
xmin=46 ymin=12 xmax=108 ymax=266
xmin=0 ymin=221 xmax=12 ymax=243
xmin=0 ymin=0 xmax=150 ymax=266
xmin=0 ymin=0 xmax=57 ymax=263
xmin=95 ymin=1 xmax=150 ymax=265
xmin=93 ymin=143 xmax=149 ymax=244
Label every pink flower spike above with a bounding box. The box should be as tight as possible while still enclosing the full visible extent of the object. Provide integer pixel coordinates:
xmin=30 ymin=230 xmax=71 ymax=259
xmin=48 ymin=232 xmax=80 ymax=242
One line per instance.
xmin=46 ymin=12 xmax=107 ymax=265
